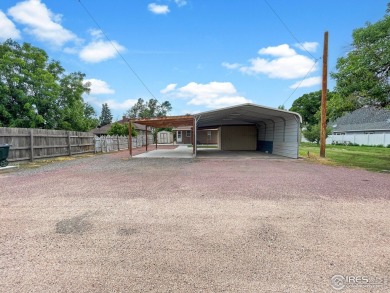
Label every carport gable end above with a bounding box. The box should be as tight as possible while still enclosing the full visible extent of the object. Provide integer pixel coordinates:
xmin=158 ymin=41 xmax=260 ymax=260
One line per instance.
xmin=195 ymin=103 xmax=302 ymax=159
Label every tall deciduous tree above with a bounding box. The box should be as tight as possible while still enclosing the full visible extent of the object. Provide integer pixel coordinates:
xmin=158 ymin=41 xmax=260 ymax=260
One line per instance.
xmin=290 ymin=90 xmax=339 ymax=125
xmin=0 ymin=39 xmax=98 ymax=131
xmin=125 ymin=98 xmax=172 ymax=118
xmin=99 ymin=103 xmax=113 ymax=126
xmin=290 ymin=91 xmax=322 ymax=125
xmin=331 ymin=4 xmax=390 ymax=109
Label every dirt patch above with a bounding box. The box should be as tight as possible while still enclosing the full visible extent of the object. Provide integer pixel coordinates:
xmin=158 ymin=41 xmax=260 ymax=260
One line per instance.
xmin=55 ymin=212 xmax=94 ymax=234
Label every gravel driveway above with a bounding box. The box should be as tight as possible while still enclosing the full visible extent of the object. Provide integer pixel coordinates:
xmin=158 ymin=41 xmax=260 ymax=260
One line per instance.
xmin=1 ymin=151 xmax=389 ymax=292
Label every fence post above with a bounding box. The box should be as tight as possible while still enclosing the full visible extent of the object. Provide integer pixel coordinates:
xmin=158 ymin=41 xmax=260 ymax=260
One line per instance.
xmin=117 ymin=135 xmax=120 ymax=151
xmin=67 ymin=131 xmax=72 ymax=156
xmin=30 ymin=129 xmax=34 ymax=162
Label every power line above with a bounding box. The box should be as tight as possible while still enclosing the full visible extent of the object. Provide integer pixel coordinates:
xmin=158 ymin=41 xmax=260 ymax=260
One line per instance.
xmin=77 ymin=0 xmax=158 ymax=100
xmin=281 ymin=58 xmax=320 ymax=106
xmin=263 ymin=0 xmax=316 ymax=60
xmin=263 ymin=0 xmax=323 ymax=106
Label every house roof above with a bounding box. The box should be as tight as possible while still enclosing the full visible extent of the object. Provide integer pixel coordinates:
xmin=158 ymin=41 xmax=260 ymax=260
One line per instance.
xmin=331 ymin=106 xmax=390 ymax=132
xmin=172 ymin=126 xmax=192 ymax=131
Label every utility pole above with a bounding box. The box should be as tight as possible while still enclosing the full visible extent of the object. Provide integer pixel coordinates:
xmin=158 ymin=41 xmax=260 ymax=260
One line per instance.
xmin=320 ymin=31 xmax=328 ymax=158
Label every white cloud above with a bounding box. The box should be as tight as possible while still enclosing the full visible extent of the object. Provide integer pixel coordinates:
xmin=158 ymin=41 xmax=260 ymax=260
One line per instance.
xmin=295 ymin=42 xmax=319 ymax=53
xmin=240 ymin=54 xmax=316 ymax=79
xmin=162 ymin=81 xmax=251 ymax=109
xmin=160 ymin=83 xmax=177 ymax=94
xmin=225 ymin=44 xmax=318 ymax=80
xmin=0 ymin=10 xmax=21 ymax=40
xmin=174 ymin=0 xmax=187 ymax=7
xmin=79 ymin=30 xmax=125 ymax=63
xmin=148 ymin=3 xmax=170 ymax=14
xmin=258 ymin=44 xmax=296 ymax=57
xmin=85 ymin=79 xmax=115 ymax=95
xmin=8 ymin=0 xmax=77 ymax=47
xmin=289 ymin=76 xmax=321 ymax=89
xmin=237 ymin=44 xmax=317 ymax=79
xmin=222 ymin=62 xmax=241 ymax=69
xmin=63 ymin=47 xmax=78 ymax=54
xmin=85 ymin=96 xmax=138 ymax=111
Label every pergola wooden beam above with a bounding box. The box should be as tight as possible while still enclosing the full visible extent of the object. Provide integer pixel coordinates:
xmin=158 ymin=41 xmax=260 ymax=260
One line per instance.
xmin=130 ymin=115 xmax=195 ymax=128
xmin=128 ymin=115 xmax=195 ymax=157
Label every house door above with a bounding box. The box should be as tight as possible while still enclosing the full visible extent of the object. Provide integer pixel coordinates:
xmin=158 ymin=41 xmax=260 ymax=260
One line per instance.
xmin=177 ymin=131 xmax=182 ymax=143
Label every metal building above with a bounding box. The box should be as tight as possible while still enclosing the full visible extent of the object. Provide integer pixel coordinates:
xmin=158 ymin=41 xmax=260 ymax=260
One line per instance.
xmin=130 ymin=103 xmax=302 ymax=159
xmin=195 ymin=103 xmax=302 ymax=158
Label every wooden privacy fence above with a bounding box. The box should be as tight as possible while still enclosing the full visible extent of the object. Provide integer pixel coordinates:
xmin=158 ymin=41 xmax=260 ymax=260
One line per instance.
xmin=0 ymin=127 xmax=158 ymax=162
xmin=0 ymin=127 xmax=94 ymax=162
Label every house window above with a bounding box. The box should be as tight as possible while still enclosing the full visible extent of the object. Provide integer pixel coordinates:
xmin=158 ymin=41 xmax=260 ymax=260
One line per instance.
xmin=186 ymin=130 xmax=191 ymax=137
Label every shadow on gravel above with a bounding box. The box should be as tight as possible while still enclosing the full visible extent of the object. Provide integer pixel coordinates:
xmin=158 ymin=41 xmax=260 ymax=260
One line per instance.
xmin=117 ymin=227 xmax=137 ymax=236
xmin=56 ymin=212 xmax=93 ymax=234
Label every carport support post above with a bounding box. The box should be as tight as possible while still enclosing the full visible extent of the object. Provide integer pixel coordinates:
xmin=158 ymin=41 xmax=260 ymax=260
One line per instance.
xmin=129 ymin=120 xmax=133 ymax=157
xmin=193 ymin=117 xmax=197 ymax=156
xmin=145 ymin=126 xmax=148 ymax=152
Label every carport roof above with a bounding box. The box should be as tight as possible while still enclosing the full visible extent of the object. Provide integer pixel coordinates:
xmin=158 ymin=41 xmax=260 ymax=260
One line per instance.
xmin=130 ymin=103 xmax=302 ymax=129
xmin=195 ymin=103 xmax=302 ymax=128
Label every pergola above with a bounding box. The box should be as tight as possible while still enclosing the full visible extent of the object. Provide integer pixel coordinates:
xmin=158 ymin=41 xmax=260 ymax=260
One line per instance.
xmin=128 ymin=115 xmax=196 ymax=157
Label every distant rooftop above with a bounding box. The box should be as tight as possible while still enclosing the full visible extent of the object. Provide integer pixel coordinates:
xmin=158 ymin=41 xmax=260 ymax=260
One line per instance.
xmin=331 ymin=106 xmax=390 ymax=132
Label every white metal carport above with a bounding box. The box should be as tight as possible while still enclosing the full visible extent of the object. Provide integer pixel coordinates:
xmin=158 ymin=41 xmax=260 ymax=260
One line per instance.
xmin=195 ymin=103 xmax=302 ymax=159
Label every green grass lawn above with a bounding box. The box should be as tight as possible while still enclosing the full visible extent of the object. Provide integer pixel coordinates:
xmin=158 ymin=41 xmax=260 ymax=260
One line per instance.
xmin=299 ymin=142 xmax=390 ymax=172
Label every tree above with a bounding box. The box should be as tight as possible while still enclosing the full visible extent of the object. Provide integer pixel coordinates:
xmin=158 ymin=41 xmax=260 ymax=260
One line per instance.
xmin=331 ymin=4 xmax=390 ymax=109
xmin=57 ymin=72 xmax=98 ymax=131
xmin=125 ymin=98 xmax=172 ymax=118
xmin=290 ymin=90 xmax=339 ymax=125
xmin=277 ymin=105 xmax=286 ymax=110
xmin=107 ymin=122 xmax=137 ymax=136
xmin=290 ymin=91 xmax=322 ymax=125
xmin=84 ymin=103 xmax=99 ymax=130
xmin=0 ymin=39 xmax=97 ymax=131
xmin=99 ymin=103 xmax=113 ymax=126
xmin=303 ymin=124 xmax=331 ymax=145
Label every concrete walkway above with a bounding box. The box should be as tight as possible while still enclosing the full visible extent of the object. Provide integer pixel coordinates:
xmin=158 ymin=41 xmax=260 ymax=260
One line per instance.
xmin=134 ymin=145 xmax=193 ymax=158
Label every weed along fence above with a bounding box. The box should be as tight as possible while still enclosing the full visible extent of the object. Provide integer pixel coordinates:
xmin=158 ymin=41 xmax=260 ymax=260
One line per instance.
xmin=0 ymin=127 xmax=95 ymax=162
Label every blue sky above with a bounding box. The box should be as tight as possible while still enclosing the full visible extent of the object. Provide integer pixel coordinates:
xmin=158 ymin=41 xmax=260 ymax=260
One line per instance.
xmin=0 ymin=0 xmax=388 ymax=120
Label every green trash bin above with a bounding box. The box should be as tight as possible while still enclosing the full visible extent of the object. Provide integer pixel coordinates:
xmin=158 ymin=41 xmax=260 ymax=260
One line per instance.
xmin=0 ymin=144 xmax=11 ymax=167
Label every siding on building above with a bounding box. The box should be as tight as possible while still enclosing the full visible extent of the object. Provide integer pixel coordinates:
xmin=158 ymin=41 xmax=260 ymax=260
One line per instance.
xmin=257 ymin=118 xmax=300 ymax=158
xmin=196 ymin=129 xmax=218 ymax=144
